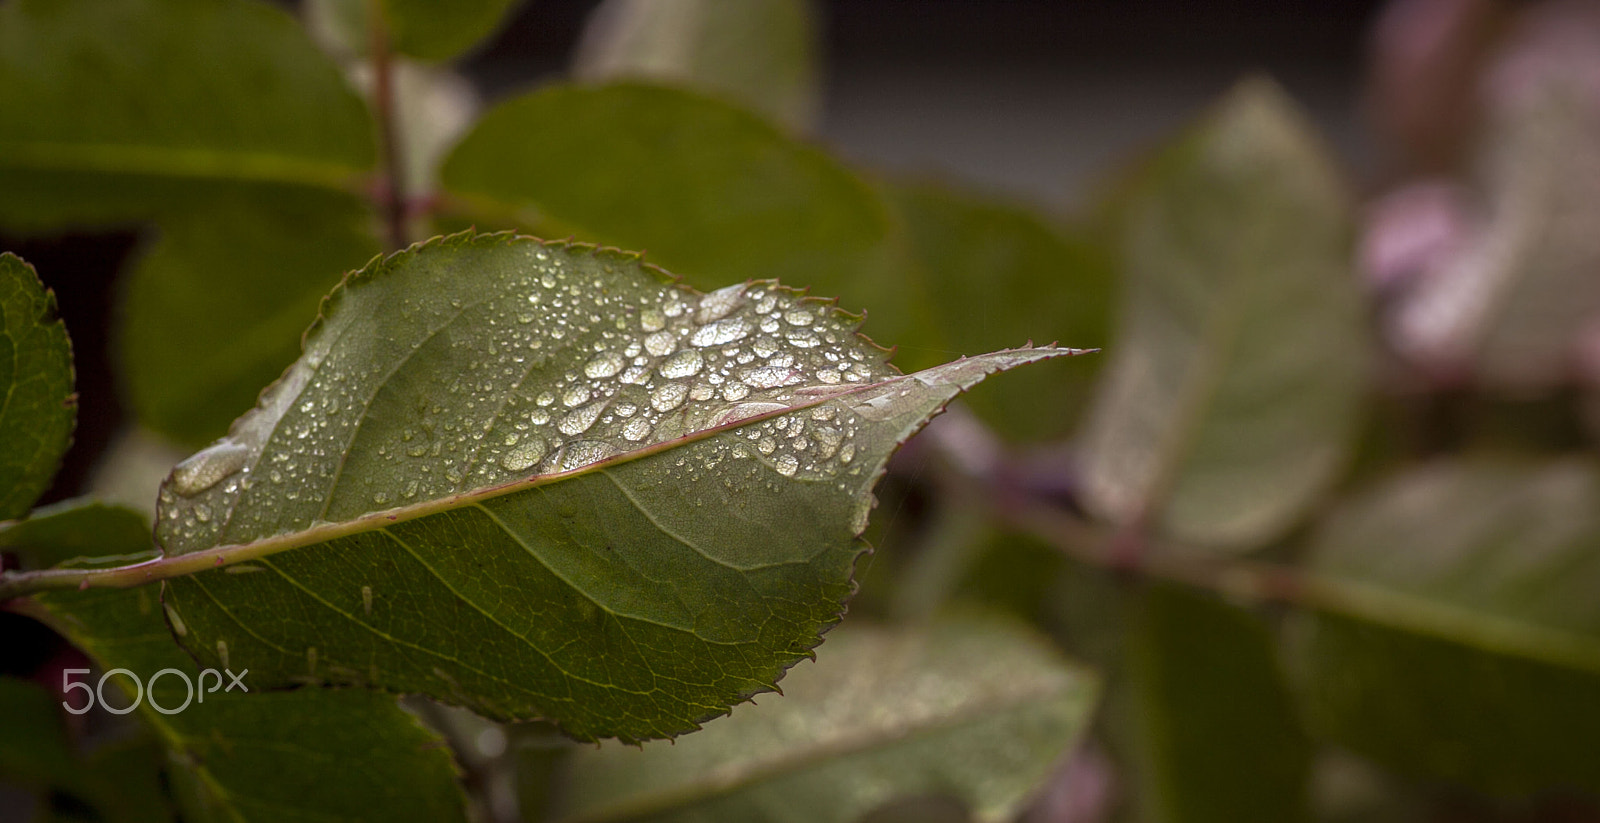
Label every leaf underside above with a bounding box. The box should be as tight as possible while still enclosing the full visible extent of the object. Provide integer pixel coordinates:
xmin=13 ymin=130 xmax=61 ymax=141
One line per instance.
xmin=154 ymin=231 xmax=1083 ymax=742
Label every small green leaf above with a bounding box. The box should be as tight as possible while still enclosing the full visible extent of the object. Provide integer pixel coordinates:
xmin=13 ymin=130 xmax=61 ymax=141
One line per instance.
xmin=1125 ymin=584 xmax=1310 ymax=823
xmin=0 ymin=252 xmax=74 ymax=520
xmin=120 ymin=194 xmax=380 ymax=445
xmin=21 ymin=505 xmax=470 ymax=823
xmin=573 ymin=0 xmax=820 ymax=131
xmin=307 ymin=0 xmax=524 ymax=63
xmin=557 ymin=613 xmax=1100 ymax=823
xmin=439 ymin=83 xmax=912 ymax=342
xmin=151 ymin=231 xmax=1083 ymax=742
xmin=0 ymin=0 xmax=374 ymax=230
xmin=0 ymin=498 xmax=149 ymax=571
xmin=1077 ymin=78 xmax=1366 ymax=550
xmin=1293 ymin=459 xmax=1600 ymax=793
xmin=884 ymin=181 xmax=1113 ymax=439
xmin=0 ymin=676 xmax=77 ymax=793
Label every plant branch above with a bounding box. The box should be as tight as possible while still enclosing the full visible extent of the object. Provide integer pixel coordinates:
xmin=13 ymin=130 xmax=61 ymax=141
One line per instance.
xmin=368 ymin=0 xmax=408 ymax=250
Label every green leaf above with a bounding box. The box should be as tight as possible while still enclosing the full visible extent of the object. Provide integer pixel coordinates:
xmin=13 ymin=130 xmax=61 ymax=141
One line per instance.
xmin=120 ymin=194 xmax=380 ymax=445
xmin=149 ymin=231 xmax=1080 ymax=742
xmin=73 ymin=735 xmax=178 ymax=823
xmin=1293 ymin=458 xmax=1600 ymax=793
xmin=19 ymin=504 xmax=469 ymax=823
xmin=307 ymin=0 xmax=524 ymax=63
xmin=1076 ymin=78 xmax=1366 ymax=550
xmin=0 ymin=498 xmax=149 ymax=571
xmin=573 ymin=0 xmax=820 ymax=131
xmin=439 ymin=84 xmax=916 ymax=345
xmin=1125 ymin=584 xmax=1310 ymax=823
xmin=0 ymin=676 xmax=77 ymax=793
xmin=0 ymin=252 xmax=74 ymax=520
xmin=557 ymin=613 xmax=1100 ymax=823
xmin=884 ymin=181 xmax=1113 ymax=439
xmin=0 ymin=0 xmax=374 ymax=230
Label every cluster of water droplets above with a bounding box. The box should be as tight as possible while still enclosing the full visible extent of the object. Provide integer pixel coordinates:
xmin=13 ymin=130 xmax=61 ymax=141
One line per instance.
xmin=155 ymin=240 xmax=901 ymax=553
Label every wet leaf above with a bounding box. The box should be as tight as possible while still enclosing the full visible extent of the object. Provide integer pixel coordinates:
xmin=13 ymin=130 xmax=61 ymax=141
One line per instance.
xmin=153 ymin=231 xmax=1083 ymax=742
xmin=1077 ymin=78 xmax=1366 ymax=550
xmin=20 ymin=503 xmax=470 ymax=823
xmin=120 ymin=194 xmax=380 ymax=445
xmin=439 ymin=83 xmax=913 ymax=344
xmin=1125 ymin=584 xmax=1310 ymax=823
xmin=573 ymin=0 xmax=820 ymax=130
xmin=0 ymin=252 xmax=74 ymax=520
xmin=0 ymin=0 xmax=373 ymax=230
xmin=1293 ymin=459 xmax=1600 ymax=792
xmin=557 ymin=613 xmax=1099 ymax=823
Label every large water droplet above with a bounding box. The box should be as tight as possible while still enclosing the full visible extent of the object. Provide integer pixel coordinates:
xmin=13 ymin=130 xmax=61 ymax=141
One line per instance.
xmin=555 ymin=441 xmax=621 ymax=471
xmin=658 ymin=349 xmax=704 ymax=379
xmin=651 ymin=382 xmax=688 ymax=412
xmin=644 ymin=330 xmax=677 ymax=357
xmin=170 ymin=441 xmax=250 ymax=497
xmin=584 ymin=352 xmax=624 ymax=378
xmin=640 ymin=307 xmax=666 ymax=332
xmin=774 ymin=454 xmax=799 ymax=476
xmin=691 ymin=317 xmax=752 ymax=347
xmin=563 ymin=385 xmax=592 ymax=407
xmin=741 ymin=365 xmax=801 ymax=389
xmin=696 ymin=284 xmax=746 ymax=323
xmin=500 ymin=437 xmax=548 ymax=471
xmin=557 ymin=400 xmax=607 ymax=436
xmin=622 ymin=417 xmax=653 ymax=441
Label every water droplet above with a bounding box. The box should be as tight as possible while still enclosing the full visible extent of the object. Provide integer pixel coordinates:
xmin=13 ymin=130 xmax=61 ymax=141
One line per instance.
xmin=741 ymin=365 xmax=801 ymax=389
xmin=658 ymin=349 xmax=704 ymax=379
xmin=164 ymin=603 xmax=188 ymax=637
xmin=691 ymin=317 xmax=752 ymax=347
xmin=556 ymin=441 xmax=621 ymax=471
xmin=651 ymin=382 xmax=688 ymax=411
xmin=640 ymin=307 xmax=666 ymax=332
xmin=839 ymin=443 xmax=855 ymax=463
xmin=362 ymin=586 xmax=373 ymax=615
xmin=170 ymin=441 xmax=250 ymax=497
xmin=721 ymin=382 xmax=751 ymax=401
xmin=757 ymin=437 xmax=777 ymax=455
xmin=536 ymin=392 xmax=555 ymax=407
xmin=500 ymin=437 xmax=548 ymax=471
xmin=557 ymin=400 xmax=607 ymax=436
xmin=529 ymin=409 xmax=551 ymax=426
xmin=620 ymin=365 xmax=651 ymax=384
xmin=584 ymin=352 xmax=624 ymax=378
xmin=785 ymin=309 xmax=814 ymax=326
xmin=696 ymin=284 xmax=746 ymax=323
xmin=645 ymin=330 xmax=677 ymax=357
xmin=563 ymin=386 xmax=591 ymax=407
xmin=622 ymin=417 xmax=653 ymax=441
xmin=775 ymin=454 xmax=799 ymax=476
xmin=194 ymin=503 xmax=212 ymax=523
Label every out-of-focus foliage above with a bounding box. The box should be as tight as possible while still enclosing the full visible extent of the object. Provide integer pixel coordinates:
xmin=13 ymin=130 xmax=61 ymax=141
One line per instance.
xmin=5 ymin=0 xmax=1600 ymax=821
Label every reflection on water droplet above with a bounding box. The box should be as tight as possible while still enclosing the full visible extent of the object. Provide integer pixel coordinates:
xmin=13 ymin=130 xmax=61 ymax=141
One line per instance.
xmin=500 ymin=437 xmax=548 ymax=471
xmin=563 ymin=386 xmax=591 ymax=407
xmin=644 ymin=330 xmax=676 ymax=357
xmin=558 ymin=400 xmax=607 ymax=436
xmin=170 ymin=441 xmax=250 ymax=497
xmin=691 ymin=317 xmax=752 ymax=347
xmin=658 ymin=349 xmax=704 ymax=379
xmin=557 ymin=441 xmax=621 ymax=471
xmin=785 ymin=309 xmax=814 ymax=326
xmin=721 ymin=382 xmax=750 ymax=401
xmin=775 ymin=454 xmax=799 ymax=476
xmin=584 ymin=352 xmax=623 ymax=378
xmin=757 ymin=437 xmax=776 ymax=455
xmin=640 ymin=307 xmax=666 ymax=332
xmin=622 ymin=417 xmax=653 ymax=441
xmin=651 ymin=382 xmax=688 ymax=411
xmin=696 ymin=284 xmax=746 ymax=323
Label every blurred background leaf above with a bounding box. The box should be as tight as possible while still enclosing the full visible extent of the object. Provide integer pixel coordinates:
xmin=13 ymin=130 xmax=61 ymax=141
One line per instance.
xmin=1077 ymin=78 xmax=1367 ymax=551
xmin=1292 ymin=458 xmax=1600 ymax=794
xmin=572 ymin=0 xmax=820 ymax=132
xmin=306 ymin=0 xmax=526 ymax=63
xmin=556 ymin=613 xmax=1098 ymax=823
